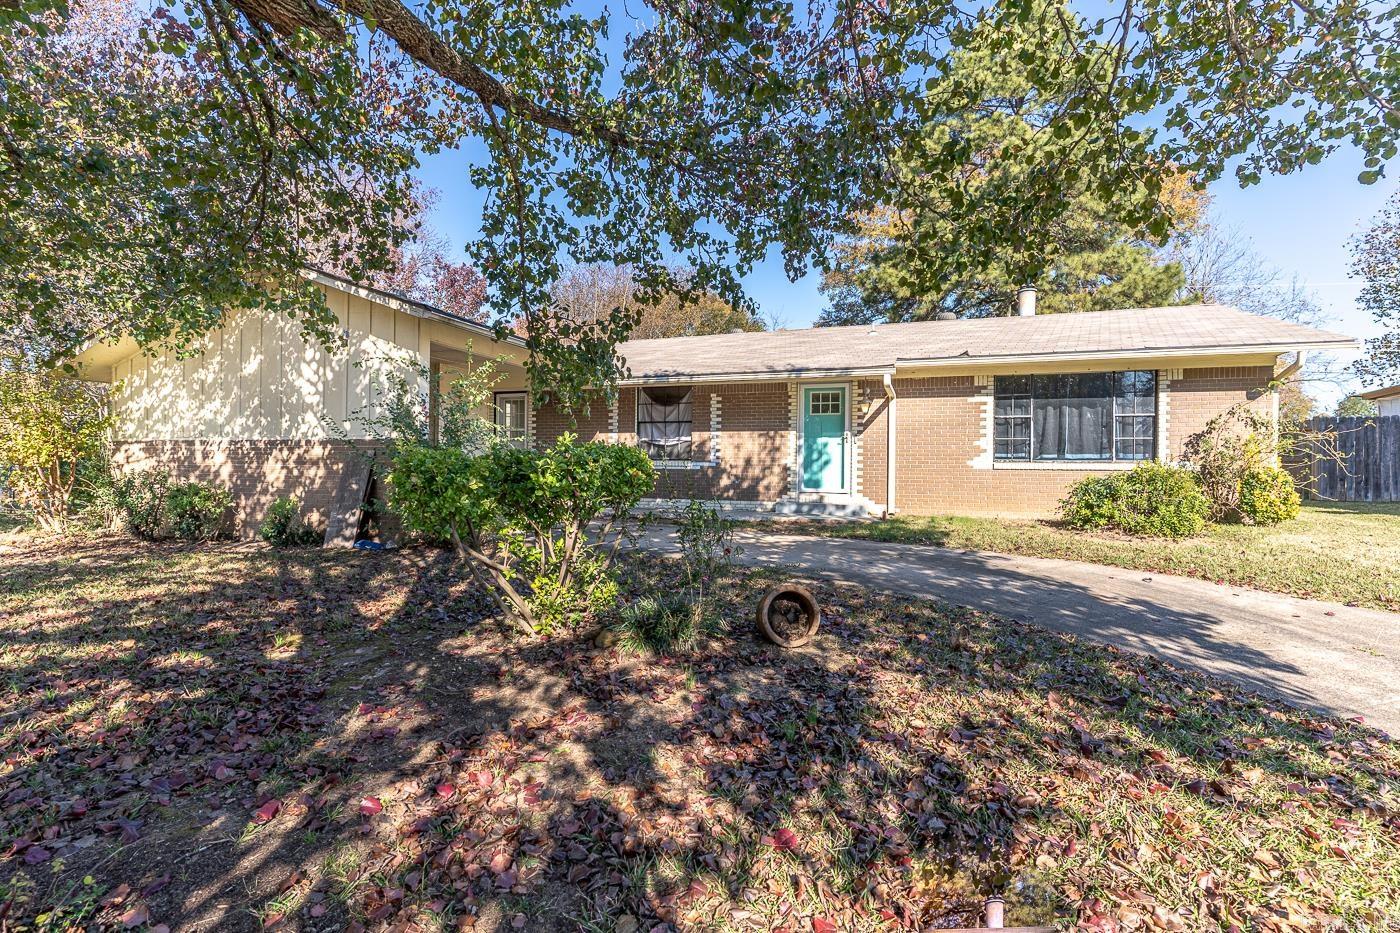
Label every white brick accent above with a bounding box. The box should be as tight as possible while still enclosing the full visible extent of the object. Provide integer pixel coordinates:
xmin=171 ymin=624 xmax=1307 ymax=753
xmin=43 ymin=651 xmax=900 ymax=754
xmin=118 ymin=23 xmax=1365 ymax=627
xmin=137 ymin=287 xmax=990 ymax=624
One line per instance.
xmin=709 ymin=392 xmax=723 ymax=465
xmin=1157 ymin=369 xmax=1177 ymax=462
xmin=525 ymin=395 xmax=537 ymax=450
xmin=607 ymin=399 xmax=619 ymax=443
xmin=852 ymin=383 xmax=868 ymax=499
xmin=969 ymin=382 xmax=995 ymax=469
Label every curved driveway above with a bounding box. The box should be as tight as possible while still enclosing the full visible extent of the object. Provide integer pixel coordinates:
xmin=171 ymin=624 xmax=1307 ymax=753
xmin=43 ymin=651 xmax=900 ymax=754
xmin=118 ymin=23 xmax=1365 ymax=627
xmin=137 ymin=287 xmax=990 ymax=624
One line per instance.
xmin=636 ymin=526 xmax=1400 ymax=734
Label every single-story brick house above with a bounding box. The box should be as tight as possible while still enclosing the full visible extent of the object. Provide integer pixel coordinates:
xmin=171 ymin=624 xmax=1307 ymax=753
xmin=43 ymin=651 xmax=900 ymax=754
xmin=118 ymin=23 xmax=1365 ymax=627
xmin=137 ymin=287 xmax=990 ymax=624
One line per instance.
xmin=71 ymin=271 xmax=1356 ymax=534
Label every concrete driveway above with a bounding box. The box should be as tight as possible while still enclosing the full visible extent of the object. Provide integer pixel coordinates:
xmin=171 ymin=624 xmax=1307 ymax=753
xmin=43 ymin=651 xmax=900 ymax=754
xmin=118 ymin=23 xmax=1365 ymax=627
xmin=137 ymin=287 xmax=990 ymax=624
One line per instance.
xmin=635 ymin=526 xmax=1400 ymax=734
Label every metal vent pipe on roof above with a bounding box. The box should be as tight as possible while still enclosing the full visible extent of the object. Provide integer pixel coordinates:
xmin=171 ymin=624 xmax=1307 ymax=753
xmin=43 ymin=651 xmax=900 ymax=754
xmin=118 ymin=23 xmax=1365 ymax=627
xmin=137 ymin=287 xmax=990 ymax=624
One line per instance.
xmin=1016 ymin=285 xmax=1038 ymax=316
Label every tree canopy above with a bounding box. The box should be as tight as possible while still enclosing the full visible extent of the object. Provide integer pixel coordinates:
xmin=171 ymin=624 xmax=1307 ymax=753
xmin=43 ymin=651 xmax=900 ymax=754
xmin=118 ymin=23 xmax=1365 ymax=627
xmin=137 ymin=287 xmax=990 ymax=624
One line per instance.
xmin=1352 ymin=190 xmax=1400 ymax=385
xmin=817 ymin=10 xmax=1209 ymax=323
xmin=3 ymin=0 xmax=1396 ymax=405
xmin=317 ymin=189 xmax=490 ymax=323
xmin=1336 ymin=394 xmax=1379 ymax=417
xmin=817 ymin=196 xmax=1192 ymax=324
xmin=551 ymin=265 xmax=763 ymax=340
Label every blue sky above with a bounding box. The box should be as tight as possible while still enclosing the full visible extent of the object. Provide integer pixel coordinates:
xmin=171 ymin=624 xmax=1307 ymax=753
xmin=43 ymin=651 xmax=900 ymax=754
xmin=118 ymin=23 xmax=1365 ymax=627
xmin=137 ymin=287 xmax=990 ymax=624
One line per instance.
xmin=416 ymin=142 xmax=1397 ymax=405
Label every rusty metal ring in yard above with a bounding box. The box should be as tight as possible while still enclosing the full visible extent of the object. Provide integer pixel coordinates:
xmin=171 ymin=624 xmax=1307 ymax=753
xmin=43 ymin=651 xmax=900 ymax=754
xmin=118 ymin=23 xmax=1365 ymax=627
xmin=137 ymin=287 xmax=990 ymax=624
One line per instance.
xmin=756 ymin=584 xmax=821 ymax=648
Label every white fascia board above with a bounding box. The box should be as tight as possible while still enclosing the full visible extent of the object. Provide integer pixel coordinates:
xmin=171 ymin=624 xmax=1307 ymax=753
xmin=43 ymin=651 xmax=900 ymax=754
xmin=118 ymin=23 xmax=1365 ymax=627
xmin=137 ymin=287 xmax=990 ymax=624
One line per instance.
xmin=894 ymin=340 xmax=1358 ymax=369
xmin=620 ymin=367 xmax=897 ymax=386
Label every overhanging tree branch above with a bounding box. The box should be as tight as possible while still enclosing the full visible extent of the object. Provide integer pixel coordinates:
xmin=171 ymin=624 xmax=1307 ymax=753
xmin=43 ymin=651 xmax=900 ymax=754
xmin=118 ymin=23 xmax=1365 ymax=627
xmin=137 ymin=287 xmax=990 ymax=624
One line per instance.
xmin=227 ymin=0 xmax=632 ymax=146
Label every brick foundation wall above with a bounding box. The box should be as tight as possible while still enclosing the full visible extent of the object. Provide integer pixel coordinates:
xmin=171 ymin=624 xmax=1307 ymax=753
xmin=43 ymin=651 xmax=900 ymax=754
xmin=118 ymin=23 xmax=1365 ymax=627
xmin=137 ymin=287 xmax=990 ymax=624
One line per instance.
xmin=111 ymin=439 xmax=379 ymax=537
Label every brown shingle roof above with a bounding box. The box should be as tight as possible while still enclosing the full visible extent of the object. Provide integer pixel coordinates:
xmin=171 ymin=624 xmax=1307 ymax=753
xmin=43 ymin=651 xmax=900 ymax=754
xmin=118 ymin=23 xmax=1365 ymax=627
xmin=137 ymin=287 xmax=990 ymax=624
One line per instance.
xmin=617 ymin=305 xmax=1356 ymax=382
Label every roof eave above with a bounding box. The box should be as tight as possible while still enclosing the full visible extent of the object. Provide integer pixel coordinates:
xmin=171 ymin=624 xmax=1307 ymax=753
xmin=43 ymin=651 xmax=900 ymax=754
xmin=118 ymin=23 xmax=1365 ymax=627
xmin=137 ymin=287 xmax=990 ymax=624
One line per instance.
xmin=303 ymin=269 xmax=527 ymax=348
xmin=895 ymin=339 xmax=1358 ymax=369
xmin=1358 ymin=384 xmax=1400 ymax=401
xmin=620 ymin=366 xmax=897 ymax=386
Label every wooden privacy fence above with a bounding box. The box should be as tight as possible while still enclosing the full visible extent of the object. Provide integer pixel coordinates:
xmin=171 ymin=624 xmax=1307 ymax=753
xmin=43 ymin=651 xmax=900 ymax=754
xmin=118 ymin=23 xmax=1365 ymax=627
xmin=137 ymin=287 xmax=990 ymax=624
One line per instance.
xmin=1293 ymin=415 xmax=1400 ymax=502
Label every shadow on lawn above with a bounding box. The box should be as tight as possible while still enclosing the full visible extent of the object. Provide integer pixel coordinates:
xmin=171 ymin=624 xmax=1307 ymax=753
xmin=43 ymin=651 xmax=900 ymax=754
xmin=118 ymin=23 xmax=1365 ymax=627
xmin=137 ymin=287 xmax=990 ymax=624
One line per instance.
xmin=1 ymin=538 xmax=1396 ymax=931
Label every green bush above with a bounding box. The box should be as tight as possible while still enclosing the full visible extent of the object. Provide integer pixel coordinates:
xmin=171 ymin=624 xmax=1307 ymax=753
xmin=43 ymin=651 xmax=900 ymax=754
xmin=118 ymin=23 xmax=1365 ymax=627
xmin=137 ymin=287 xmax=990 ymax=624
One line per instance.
xmin=1181 ymin=403 xmax=1319 ymax=522
xmin=1238 ymin=465 xmax=1301 ymax=525
xmin=614 ymin=593 xmax=705 ymax=655
xmin=527 ymin=551 xmax=620 ymax=633
xmin=70 ymin=459 xmax=124 ymax=532
xmin=166 ymin=481 xmax=233 ymax=541
xmin=0 ymin=367 xmax=114 ymax=532
xmin=259 ymin=496 xmax=323 ymax=547
xmin=1061 ymin=462 xmax=1210 ymax=538
xmin=388 ymin=434 xmax=655 ymax=635
xmin=112 ymin=468 xmax=171 ymax=540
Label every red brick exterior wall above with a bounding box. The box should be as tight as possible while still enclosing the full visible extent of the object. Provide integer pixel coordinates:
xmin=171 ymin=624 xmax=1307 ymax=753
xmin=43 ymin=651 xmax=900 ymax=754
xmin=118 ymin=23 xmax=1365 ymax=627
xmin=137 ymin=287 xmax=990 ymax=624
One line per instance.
xmin=533 ymin=393 xmax=612 ymax=449
xmin=532 ymin=365 xmax=1275 ymax=517
xmin=111 ymin=439 xmax=379 ymax=537
xmin=1163 ymin=366 xmax=1274 ymax=459
xmin=533 ymin=383 xmax=791 ymax=502
xmin=887 ymin=366 xmax=1275 ymax=516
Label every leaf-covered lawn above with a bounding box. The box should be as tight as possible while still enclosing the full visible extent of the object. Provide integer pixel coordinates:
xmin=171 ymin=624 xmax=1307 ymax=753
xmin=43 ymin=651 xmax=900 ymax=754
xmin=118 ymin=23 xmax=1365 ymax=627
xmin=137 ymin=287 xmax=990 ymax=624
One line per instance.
xmin=744 ymin=502 xmax=1400 ymax=611
xmin=2 ymin=535 xmax=1399 ymax=931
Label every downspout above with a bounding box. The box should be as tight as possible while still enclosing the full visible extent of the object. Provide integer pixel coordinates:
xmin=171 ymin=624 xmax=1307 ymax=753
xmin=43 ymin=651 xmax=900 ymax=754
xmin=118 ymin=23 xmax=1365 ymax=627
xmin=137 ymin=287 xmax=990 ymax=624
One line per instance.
xmin=1275 ymin=350 xmax=1307 ymax=383
xmin=882 ymin=372 xmax=897 ymax=516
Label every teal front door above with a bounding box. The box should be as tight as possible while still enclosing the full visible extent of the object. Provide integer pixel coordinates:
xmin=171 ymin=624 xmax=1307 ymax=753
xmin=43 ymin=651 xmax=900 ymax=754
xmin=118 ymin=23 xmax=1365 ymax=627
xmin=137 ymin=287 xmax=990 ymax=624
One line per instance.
xmin=802 ymin=386 xmax=847 ymax=491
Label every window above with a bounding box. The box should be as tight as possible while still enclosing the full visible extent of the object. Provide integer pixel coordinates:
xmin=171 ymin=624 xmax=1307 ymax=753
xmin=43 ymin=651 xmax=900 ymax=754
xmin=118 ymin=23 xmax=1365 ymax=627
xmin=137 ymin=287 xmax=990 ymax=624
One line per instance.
xmin=494 ymin=392 xmax=527 ymax=447
xmin=1113 ymin=370 xmax=1156 ymax=461
xmin=809 ymin=390 xmax=843 ymax=415
xmin=994 ymin=371 xmax=1156 ymax=462
xmin=636 ymin=386 xmax=693 ymax=460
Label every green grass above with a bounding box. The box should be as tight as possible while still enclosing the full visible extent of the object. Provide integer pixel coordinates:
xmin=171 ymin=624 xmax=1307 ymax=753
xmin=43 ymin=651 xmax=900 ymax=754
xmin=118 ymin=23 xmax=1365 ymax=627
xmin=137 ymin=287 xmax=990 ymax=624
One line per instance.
xmin=749 ymin=502 xmax=1400 ymax=610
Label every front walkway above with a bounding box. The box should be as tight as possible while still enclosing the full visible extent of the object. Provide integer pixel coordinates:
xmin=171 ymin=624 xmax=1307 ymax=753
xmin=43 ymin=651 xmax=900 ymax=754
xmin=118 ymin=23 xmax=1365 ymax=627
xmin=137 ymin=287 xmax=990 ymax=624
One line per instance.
xmin=636 ymin=526 xmax=1400 ymax=734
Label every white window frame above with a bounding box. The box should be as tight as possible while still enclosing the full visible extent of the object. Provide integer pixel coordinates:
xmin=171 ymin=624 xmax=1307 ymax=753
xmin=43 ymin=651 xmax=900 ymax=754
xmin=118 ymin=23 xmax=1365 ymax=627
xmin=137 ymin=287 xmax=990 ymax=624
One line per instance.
xmin=494 ymin=391 xmax=528 ymax=447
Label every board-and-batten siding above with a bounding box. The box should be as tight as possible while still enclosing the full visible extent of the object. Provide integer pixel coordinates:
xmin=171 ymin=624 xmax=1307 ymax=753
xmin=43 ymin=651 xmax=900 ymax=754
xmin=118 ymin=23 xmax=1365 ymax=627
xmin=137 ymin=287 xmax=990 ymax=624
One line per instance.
xmin=108 ymin=286 xmax=487 ymax=441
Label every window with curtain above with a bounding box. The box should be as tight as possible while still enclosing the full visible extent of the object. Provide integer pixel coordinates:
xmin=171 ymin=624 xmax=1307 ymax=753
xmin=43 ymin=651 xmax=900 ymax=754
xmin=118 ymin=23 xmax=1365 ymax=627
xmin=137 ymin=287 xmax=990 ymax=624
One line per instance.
xmin=636 ymin=386 xmax=693 ymax=460
xmin=994 ymin=371 xmax=1156 ymax=461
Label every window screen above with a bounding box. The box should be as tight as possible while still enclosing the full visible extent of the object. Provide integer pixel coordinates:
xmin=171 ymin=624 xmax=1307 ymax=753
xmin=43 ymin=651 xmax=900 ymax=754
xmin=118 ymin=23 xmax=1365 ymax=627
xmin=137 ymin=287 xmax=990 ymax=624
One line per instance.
xmin=994 ymin=372 xmax=1156 ymax=462
xmin=636 ymin=386 xmax=693 ymax=460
